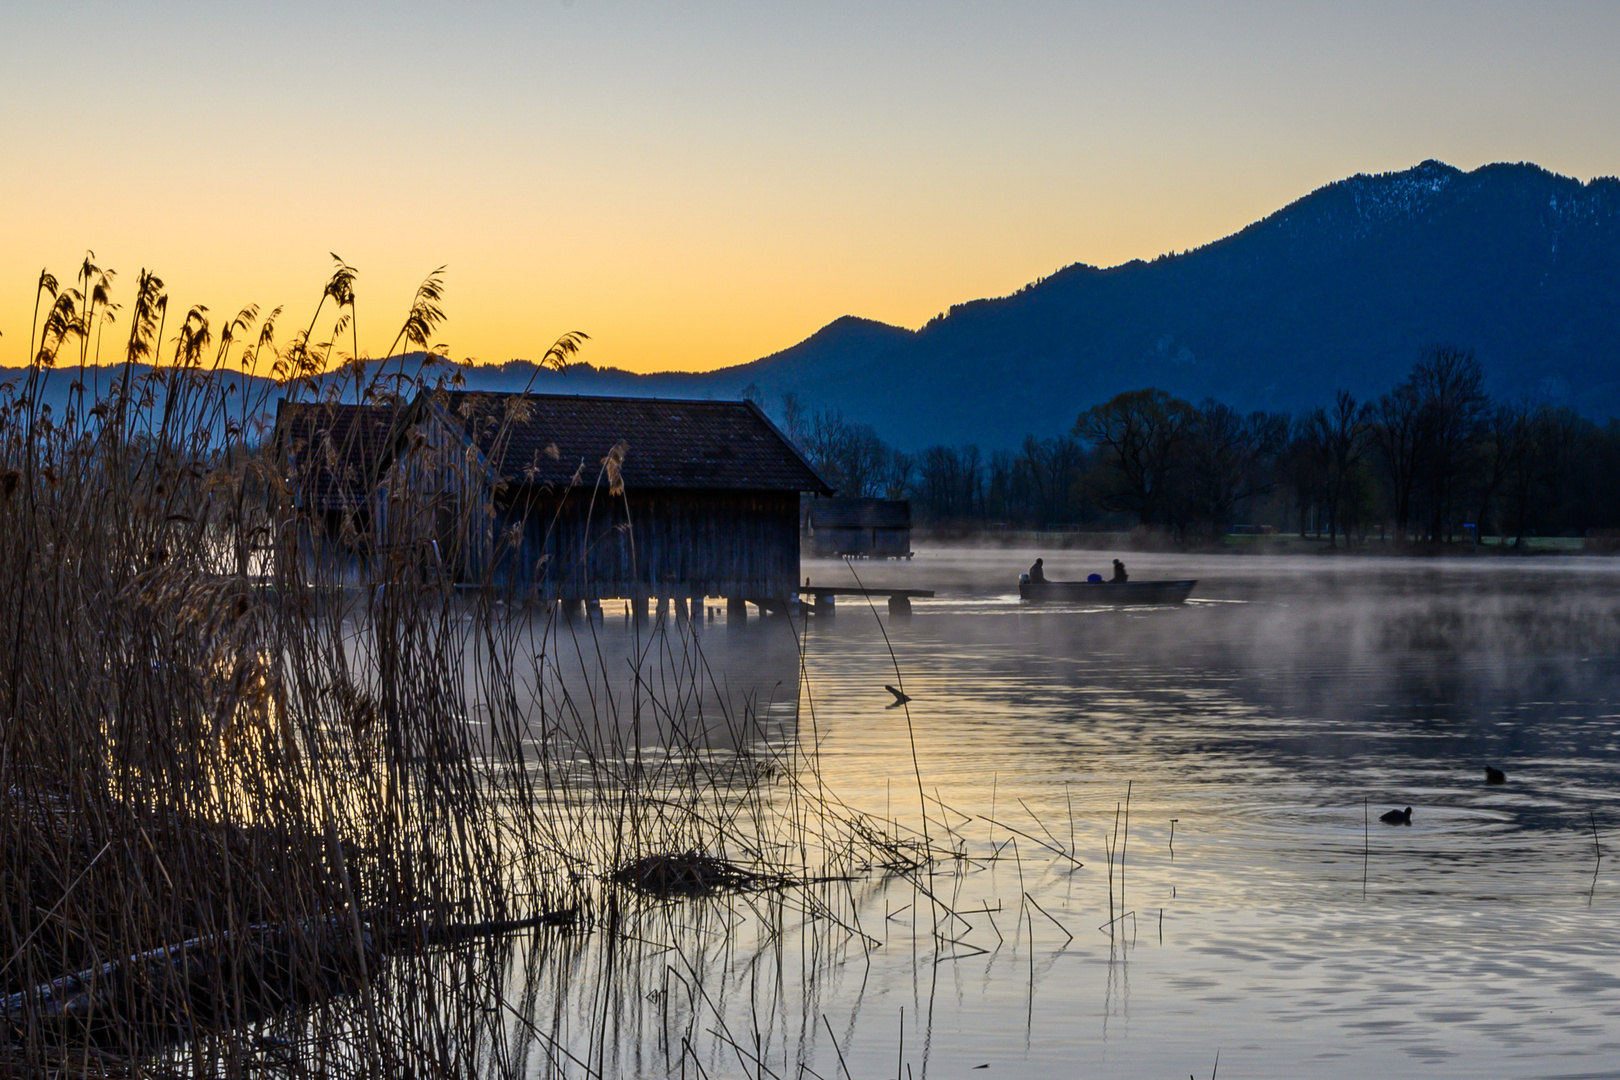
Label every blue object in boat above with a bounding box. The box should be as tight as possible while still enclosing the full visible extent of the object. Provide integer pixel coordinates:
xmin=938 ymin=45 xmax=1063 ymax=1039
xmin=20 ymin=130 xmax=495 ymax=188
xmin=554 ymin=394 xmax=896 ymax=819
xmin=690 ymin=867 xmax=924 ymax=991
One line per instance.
xmin=1087 ymin=573 xmax=1103 ymax=583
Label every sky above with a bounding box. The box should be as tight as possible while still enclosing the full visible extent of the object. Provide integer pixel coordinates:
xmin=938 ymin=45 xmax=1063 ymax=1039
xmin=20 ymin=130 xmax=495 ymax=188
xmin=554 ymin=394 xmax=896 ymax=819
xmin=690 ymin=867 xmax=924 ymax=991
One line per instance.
xmin=3 ymin=1 xmax=1620 ymax=375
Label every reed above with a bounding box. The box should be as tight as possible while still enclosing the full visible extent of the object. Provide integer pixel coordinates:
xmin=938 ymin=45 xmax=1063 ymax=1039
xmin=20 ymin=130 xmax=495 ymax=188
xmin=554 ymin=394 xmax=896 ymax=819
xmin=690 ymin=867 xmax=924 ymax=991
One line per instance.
xmin=0 ymin=259 xmax=926 ymax=1078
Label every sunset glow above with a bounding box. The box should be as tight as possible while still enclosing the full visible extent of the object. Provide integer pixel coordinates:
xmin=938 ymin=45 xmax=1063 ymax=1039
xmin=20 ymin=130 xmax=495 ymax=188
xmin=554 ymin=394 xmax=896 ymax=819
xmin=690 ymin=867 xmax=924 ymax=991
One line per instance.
xmin=5 ymin=1 xmax=1619 ymax=374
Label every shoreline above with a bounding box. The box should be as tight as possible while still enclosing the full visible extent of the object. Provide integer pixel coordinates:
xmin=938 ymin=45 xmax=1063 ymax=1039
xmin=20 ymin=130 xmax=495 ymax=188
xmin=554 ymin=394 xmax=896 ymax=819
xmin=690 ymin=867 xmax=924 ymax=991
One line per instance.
xmin=904 ymin=528 xmax=1602 ymax=557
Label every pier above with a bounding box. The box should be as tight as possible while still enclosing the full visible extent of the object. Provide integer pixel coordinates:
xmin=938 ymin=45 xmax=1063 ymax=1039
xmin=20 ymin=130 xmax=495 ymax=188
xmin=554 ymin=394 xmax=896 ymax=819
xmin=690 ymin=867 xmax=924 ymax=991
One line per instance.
xmin=797 ymin=585 xmax=935 ymax=617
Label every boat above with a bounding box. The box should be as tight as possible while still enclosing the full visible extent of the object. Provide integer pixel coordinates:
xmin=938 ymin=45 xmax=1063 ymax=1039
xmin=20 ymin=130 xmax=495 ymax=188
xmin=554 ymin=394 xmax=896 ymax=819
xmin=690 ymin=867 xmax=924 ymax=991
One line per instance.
xmin=1018 ymin=576 xmax=1197 ymax=605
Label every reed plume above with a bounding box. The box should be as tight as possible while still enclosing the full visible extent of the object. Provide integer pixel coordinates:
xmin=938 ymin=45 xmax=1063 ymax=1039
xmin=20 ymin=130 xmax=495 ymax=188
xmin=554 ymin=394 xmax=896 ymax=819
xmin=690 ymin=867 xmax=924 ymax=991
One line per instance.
xmin=0 ymin=258 xmax=910 ymax=1079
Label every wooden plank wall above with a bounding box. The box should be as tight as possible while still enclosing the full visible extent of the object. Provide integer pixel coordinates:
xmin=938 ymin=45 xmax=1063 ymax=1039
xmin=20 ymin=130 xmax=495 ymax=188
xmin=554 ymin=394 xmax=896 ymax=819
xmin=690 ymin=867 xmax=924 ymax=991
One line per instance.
xmin=809 ymin=526 xmax=912 ymax=557
xmin=306 ymin=408 xmax=803 ymax=601
xmin=498 ymin=488 xmax=800 ymax=601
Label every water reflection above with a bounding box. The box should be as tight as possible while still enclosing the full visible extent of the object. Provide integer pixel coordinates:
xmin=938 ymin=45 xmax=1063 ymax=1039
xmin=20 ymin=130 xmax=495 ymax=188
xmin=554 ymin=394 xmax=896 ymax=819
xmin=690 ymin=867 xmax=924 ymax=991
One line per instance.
xmin=785 ymin=549 xmax=1620 ymax=1077
xmin=480 ymin=549 xmax=1620 ymax=1078
xmin=505 ymin=605 xmax=806 ymax=760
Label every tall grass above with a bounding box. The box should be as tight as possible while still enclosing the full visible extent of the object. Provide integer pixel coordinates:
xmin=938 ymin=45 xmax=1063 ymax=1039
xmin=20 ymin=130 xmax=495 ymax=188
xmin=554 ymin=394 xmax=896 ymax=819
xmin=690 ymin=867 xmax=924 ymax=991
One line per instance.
xmin=0 ymin=259 xmax=924 ymax=1078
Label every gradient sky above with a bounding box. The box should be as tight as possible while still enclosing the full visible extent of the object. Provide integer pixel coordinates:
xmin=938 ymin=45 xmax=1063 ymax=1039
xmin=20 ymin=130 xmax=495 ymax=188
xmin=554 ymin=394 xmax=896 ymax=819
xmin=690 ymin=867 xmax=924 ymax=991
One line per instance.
xmin=4 ymin=1 xmax=1619 ymax=375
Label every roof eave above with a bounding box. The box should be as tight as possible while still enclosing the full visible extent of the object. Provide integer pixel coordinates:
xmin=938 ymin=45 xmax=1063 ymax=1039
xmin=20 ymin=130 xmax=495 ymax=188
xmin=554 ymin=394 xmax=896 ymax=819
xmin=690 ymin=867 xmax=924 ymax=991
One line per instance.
xmin=742 ymin=399 xmax=835 ymax=495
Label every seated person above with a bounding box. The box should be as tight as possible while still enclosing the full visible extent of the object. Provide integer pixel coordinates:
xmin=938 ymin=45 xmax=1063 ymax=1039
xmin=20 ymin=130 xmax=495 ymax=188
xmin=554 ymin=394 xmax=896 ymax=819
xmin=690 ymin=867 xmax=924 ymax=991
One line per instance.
xmin=1028 ymin=557 xmax=1046 ymax=583
xmin=1111 ymin=559 xmax=1129 ymax=583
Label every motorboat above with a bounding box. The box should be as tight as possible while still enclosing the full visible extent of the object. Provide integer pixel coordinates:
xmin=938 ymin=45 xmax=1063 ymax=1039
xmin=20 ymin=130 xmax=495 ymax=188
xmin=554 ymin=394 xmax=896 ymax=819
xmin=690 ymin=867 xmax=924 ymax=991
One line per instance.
xmin=1018 ymin=576 xmax=1197 ymax=605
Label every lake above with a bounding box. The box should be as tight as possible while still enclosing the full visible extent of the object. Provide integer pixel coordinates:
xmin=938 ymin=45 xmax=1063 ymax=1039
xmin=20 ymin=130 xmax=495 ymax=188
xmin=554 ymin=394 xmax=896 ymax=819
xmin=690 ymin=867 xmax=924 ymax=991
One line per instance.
xmin=510 ymin=547 xmax=1620 ymax=1079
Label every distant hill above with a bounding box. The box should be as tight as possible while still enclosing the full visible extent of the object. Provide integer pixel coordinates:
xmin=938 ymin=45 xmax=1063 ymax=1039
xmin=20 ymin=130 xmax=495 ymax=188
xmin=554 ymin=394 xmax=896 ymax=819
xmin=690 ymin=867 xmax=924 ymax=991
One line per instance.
xmin=10 ymin=160 xmax=1618 ymax=450
xmin=483 ymin=315 xmax=916 ymax=402
xmin=532 ymin=159 xmax=1620 ymax=448
xmin=727 ymin=160 xmax=1620 ymax=447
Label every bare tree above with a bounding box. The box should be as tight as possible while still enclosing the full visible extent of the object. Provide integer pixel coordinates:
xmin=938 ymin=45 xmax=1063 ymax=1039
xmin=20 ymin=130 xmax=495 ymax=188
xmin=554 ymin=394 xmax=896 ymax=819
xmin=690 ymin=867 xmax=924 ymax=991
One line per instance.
xmin=881 ymin=448 xmax=915 ymax=501
xmin=1299 ymin=391 xmax=1370 ymax=548
xmin=781 ymin=403 xmax=893 ymax=497
xmin=1182 ymin=401 xmax=1287 ymax=537
xmin=1020 ymin=434 xmax=1087 ymax=525
xmin=1410 ymin=345 xmax=1487 ymax=542
xmin=916 ymin=444 xmax=983 ymax=520
xmin=1075 ymin=388 xmax=1194 ymax=527
xmin=779 ymin=391 xmax=807 ymax=446
xmin=1370 ymin=381 xmax=1425 ymax=542
xmin=1474 ymin=402 xmax=1532 ymax=539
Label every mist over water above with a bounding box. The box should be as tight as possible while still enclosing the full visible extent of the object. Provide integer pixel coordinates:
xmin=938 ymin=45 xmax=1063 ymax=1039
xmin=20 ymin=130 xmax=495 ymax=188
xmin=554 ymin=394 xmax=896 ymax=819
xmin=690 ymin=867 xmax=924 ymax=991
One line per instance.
xmin=502 ymin=547 xmax=1620 ymax=1078
xmin=765 ymin=549 xmax=1620 ymax=1077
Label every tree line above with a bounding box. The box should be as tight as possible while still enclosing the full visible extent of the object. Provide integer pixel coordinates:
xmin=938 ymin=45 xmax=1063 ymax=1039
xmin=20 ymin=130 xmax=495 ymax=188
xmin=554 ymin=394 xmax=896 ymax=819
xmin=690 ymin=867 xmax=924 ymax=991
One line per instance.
xmin=778 ymin=346 xmax=1620 ymax=546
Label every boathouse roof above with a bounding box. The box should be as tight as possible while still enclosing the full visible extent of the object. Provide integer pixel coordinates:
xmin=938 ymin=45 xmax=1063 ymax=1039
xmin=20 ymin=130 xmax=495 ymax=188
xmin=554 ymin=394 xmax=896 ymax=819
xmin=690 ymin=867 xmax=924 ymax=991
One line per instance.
xmin=272 ymin=400 xmax=407 ymax=511
xmin=417 ymin=391 xmax=832 ymax=494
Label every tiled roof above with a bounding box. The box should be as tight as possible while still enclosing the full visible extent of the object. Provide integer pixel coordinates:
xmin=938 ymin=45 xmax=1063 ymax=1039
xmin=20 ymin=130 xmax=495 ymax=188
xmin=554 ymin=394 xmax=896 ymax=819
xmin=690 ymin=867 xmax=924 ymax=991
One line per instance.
xmin=272 ymin=400 xmax=405 ymax=511
xmin=422 ymin=392 xmax=831 ymax=493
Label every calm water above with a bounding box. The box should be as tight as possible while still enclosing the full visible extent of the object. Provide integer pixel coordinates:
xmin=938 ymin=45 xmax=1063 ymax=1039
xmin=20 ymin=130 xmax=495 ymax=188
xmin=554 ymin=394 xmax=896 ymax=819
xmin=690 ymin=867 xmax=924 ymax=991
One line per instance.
xmin=517 ymin=548 xmax=1620 ymax=1079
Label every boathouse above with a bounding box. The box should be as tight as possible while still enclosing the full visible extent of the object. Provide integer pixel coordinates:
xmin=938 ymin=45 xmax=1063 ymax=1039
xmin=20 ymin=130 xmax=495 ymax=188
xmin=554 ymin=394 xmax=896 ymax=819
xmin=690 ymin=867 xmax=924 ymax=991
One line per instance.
xmin=807 ymin=498 xmax=913 ymax=558
xmin=271 ymin=400 xmax=407 ymax=579
xmin=383 ymin=391 xmax=831 ymax=612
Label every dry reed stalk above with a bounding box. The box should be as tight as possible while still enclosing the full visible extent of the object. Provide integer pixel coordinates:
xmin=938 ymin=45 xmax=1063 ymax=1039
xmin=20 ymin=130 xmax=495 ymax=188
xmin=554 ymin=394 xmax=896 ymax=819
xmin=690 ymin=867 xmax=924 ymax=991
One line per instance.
xmin=2 ymin=260 xmax=939 ymax=1079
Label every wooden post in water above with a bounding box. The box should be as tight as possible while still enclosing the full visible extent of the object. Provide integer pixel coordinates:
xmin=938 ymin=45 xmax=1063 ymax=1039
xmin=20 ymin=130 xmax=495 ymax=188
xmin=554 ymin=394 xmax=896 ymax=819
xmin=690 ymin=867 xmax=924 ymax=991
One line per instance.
xmin=727 ymin=597 xmax=748 ymax=623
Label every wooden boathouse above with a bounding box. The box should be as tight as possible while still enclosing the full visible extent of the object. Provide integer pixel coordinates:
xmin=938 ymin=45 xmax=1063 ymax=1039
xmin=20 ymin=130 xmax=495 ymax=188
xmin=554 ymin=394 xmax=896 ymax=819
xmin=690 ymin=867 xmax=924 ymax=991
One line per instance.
xmin=807 ymin=498 xmax=913 ymax=558
xmin=271 ymin=400 xmax=405 ymax=581
xmin=377 ymin=390 xmax=831 ymax=615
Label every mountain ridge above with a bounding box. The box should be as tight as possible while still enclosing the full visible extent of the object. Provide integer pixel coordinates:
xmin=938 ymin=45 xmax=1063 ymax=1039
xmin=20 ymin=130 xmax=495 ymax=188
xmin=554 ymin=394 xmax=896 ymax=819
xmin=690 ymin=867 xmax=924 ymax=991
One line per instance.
xmin=9 ymin=160 xmax=1618 ymax=449
xmin=517 ymin=158 xmax=1620 ymax=446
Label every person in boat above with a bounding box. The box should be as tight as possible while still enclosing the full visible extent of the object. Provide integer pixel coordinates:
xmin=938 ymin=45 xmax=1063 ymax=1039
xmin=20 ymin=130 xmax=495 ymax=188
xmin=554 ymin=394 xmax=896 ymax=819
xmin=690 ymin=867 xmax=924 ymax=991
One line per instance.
xmin=1111 ymin=559 xmax=1128 ymax=583
xmin=1028 ymin=558 xmax=1047 ymax=583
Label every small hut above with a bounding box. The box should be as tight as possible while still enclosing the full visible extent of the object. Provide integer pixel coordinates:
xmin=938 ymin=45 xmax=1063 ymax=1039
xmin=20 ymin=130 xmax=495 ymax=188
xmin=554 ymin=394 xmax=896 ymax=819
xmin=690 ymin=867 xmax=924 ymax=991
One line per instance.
xmin=387 ymin=391 xmax=831 ymax=613
xmin=808 ymin=498 xmax=913 ymax=558
xmin=271 ymin=400 xmax=406 ymax=581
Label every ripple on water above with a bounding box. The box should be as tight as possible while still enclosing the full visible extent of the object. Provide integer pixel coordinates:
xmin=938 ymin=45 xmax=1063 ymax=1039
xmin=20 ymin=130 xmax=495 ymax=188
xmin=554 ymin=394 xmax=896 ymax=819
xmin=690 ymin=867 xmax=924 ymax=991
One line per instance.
xmin=701 ymin=553 xmax=1620 ymax=1077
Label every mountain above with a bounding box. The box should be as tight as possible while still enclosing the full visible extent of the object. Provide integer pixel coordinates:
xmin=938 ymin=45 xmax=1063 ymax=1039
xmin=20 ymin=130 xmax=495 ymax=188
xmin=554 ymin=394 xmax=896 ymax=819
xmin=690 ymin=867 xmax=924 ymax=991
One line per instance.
xmin=490 ymin=315 xmax=916 ymax=402
xmin=738 ymin=160 xmax=1620 ymax=446
xmin=530 ymin=159 xmax=1620 ymax=449
xmin=10 ymin=161 xmax=1618 ymax=450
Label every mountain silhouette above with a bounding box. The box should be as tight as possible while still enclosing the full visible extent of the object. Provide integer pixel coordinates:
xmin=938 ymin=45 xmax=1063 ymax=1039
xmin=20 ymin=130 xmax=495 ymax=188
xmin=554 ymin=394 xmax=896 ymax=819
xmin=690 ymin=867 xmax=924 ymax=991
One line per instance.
xmin=11 ymin=160 xmax=1617 ymax=450
xmin=463 ymin=314 xmax=915 ymax=402
xmin=520 ymin=159 xmax=1620 ymax=447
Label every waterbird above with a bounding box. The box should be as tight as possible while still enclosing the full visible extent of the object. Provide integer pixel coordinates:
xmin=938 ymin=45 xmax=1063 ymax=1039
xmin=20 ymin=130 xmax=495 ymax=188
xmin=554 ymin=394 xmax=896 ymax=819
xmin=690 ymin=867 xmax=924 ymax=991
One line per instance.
xmin=884 ymin=684 xmax=911 ymax=706
xmin=1484 ymin=765 xmax=1506 ymax=784
xmin=1379 ymin=806 xmax=1413 ymax=826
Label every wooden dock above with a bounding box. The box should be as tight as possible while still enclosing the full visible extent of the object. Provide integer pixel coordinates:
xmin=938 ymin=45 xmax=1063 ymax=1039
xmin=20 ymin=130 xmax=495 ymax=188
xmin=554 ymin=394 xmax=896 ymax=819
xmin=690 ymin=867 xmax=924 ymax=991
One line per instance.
xmin=797 ymin=585 xmax=934 ymax=616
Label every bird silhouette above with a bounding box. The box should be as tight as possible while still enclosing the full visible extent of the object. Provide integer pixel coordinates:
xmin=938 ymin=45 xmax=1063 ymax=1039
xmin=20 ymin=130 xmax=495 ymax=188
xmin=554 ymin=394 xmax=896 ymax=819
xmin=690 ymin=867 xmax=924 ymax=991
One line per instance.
xmin=1379 ymin=806 xmax=1413 ymax=826
xmin=1484 ymin=765 xmax=1506 ymax=784
xmin=884 ymin=684 xmax=911 ymax=707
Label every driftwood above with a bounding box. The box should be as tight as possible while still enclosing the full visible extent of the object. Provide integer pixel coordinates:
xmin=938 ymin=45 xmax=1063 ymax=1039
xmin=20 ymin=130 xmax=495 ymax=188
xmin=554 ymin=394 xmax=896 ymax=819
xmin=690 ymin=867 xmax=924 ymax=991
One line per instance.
xmin=4 ymin=909 xmax=578 ymax=1036
xmin=375 ymin=907 xmax=580 ymax=950
xmin=3 ymin=920 xmax=361 ymax=1031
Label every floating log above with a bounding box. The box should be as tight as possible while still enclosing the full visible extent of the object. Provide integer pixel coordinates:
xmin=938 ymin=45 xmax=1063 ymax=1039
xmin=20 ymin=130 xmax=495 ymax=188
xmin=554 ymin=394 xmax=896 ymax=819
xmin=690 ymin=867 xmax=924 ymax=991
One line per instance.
xmin=4 ymin=908 xmax=578 ymax=1036
xmin=3 ymin=920 xmax=363 ymax=1031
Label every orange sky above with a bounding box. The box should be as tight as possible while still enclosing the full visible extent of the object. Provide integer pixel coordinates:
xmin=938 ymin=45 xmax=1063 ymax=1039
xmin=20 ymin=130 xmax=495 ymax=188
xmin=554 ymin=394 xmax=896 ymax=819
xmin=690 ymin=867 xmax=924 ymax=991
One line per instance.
xmin=4 ymin=2 xmax=1620 ymax=376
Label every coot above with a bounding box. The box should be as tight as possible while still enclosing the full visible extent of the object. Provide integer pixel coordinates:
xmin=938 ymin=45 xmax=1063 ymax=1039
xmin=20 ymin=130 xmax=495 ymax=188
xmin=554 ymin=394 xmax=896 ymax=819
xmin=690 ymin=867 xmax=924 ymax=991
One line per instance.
xmin=1484 ymin=765 xmax=1506 ymax=785
xmin=1379 ymin=806 xmax=1413 ymax=826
